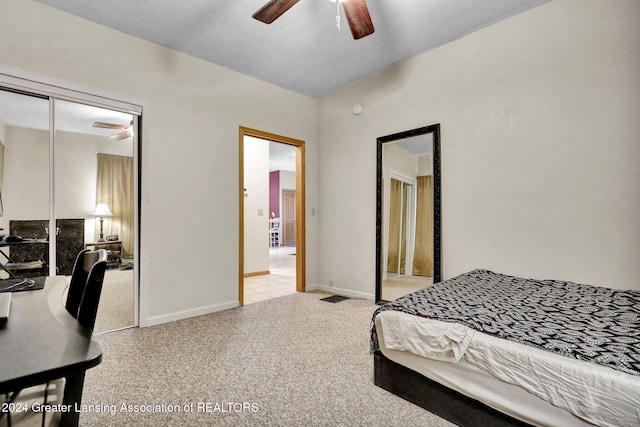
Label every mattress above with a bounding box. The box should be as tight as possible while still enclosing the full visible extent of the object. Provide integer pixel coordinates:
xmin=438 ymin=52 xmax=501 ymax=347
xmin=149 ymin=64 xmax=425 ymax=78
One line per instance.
xmin=376 ymin=311 xmax=640 ymax=427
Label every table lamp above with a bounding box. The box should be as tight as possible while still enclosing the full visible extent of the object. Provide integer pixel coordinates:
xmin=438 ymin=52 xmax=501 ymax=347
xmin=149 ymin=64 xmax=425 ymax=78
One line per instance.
xmin=92 ymin=203 xmax=113 ymax=242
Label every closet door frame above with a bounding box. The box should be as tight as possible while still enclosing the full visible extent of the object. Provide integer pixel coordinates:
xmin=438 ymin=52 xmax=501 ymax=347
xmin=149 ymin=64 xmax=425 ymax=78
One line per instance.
xmin=387 ymin=171 xmax=416 ymax=277
xmin=0 ymin=68 xmax=145 ymax=327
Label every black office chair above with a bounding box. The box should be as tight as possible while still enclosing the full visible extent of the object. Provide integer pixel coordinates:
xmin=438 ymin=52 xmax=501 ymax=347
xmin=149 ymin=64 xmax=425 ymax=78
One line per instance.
xmin=2 ymin=249 xmax=108 ymax=427
xmin=65 ymin=249 xmax=108 ymax=330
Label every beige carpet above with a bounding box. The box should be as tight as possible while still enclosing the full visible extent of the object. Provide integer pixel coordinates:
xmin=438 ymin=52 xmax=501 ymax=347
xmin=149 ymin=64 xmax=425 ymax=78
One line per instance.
xmin=6 ymin=292 xmax=456 ymax=426
xmin=93 ymin=268 xmax=135 ymax=333
xmin=382 ymin=275 xmax=433 ymax=301
xmin=76 ymin=292 xmax=453 ymax=426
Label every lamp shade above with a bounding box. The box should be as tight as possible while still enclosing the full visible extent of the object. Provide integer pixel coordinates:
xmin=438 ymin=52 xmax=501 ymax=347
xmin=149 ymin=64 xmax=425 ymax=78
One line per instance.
xmin=91 ymin=203 xmax=113 ymax=217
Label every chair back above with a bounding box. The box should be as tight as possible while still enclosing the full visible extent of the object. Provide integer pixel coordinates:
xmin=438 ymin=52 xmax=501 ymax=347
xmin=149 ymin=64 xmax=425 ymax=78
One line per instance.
xmin=65 ymin=249 xmax=108 ymax=330
xmin=269 ymin=218 xmax=280 ymax=230
xmin=65 ymin=249 xmax=90 ymax=317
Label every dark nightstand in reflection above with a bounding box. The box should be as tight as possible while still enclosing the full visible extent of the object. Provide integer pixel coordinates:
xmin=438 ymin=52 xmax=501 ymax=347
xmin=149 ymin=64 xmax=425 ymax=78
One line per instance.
xmin=85 ymin=240 xmax=122 ymax=269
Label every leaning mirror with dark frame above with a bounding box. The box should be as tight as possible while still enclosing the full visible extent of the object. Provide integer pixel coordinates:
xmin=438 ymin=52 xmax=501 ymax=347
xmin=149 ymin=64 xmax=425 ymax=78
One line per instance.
xmin=376 ymin=124 xmax=441 ymax=303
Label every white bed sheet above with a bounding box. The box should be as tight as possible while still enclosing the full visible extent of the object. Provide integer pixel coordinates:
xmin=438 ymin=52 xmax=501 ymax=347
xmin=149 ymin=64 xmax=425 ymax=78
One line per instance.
xmin=376 ymin=311 xmax=640 ymax=427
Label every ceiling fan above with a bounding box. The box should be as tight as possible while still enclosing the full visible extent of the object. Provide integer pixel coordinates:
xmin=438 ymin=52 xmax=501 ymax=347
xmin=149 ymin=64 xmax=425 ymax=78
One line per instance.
xmin=253 ymin=0 xmax=375 ymax=40
xmin=92 ymin=120 xmax=133 ymax=141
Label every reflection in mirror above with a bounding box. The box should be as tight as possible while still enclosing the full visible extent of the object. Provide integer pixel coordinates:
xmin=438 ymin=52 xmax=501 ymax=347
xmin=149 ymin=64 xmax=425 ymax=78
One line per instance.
xmin=0 ymin=89 xmax=50 ymax=280
xmin=0 ymin=87 xmax=137 ymax=332
xmin=376 ymin=125 xmax=440 ymax=303
xmin=54 ymin=98 xmax=136 ymax=333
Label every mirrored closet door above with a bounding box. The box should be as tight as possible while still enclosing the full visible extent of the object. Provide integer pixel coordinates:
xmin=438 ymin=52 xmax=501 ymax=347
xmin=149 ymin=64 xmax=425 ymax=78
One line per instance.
xmin=0 ymin=90 xmax=50 ymax=282
xmin=0 ymin=87 xmax=139 ymax=333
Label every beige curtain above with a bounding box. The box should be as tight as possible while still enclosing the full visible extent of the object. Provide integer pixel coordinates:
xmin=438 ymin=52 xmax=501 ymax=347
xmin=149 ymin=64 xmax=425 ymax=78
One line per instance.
xmin=387 ymin=178 xmax=407 ymax=274
xmin=413 ymin=175 xmax=433 ymax=276
xmin=96 ymin=153 xmax=134 ymax=258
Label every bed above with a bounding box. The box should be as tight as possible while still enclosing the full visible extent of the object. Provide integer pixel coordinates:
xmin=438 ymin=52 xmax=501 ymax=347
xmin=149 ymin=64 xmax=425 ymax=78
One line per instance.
xmin=370 ymin=269 xmax=640 ymax=427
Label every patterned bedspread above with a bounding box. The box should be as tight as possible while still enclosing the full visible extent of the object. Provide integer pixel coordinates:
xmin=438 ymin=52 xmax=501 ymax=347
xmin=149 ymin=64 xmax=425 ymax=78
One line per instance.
xmin=371 ymin=269 xmax=640 ymax=376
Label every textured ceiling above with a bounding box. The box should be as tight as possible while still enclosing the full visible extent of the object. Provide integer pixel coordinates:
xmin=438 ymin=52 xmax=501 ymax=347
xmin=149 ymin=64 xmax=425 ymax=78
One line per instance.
xmin=396 ymin=133 xmax=433 ymax=156
xmin=34 ymin=0 xmax=550 ymax=98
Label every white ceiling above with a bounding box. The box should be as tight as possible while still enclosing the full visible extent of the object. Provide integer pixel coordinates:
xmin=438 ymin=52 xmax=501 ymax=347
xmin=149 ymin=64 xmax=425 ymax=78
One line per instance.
xmin=395 ymin=133 xmax=433 ymax=156
xmin=34 ymin=0 xmax=549 ymax=98
xmin=270 ymin=142 xmax=296 ymax=172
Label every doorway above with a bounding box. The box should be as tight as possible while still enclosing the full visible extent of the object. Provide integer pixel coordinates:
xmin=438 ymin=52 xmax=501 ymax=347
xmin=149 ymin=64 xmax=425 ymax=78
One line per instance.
xmin=239 ymin=127 xmax=305 ymax=306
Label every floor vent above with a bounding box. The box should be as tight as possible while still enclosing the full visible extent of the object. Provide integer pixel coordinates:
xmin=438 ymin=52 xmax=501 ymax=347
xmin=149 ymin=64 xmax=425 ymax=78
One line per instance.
xmin=320 ymin=295 xmax=350 ymax=303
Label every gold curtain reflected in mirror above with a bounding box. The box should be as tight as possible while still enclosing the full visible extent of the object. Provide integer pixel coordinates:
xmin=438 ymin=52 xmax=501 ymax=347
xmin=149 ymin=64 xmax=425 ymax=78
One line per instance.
xmin=413 ymin=175 xmax=433 ymax=276
xmin=96 ymin=153 xmax=134 ymax=258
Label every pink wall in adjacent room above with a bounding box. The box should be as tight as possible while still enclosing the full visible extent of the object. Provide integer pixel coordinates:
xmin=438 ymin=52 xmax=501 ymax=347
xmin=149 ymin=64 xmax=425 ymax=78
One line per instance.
xmin=269 ymin=171 xmax=280 ymax=218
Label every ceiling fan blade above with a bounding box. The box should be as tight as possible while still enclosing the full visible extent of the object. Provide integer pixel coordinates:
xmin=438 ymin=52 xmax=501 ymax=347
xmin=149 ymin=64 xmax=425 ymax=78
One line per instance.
xmin=253 ymin=0 xmax=300 ymax=24
xmin=342 ymin=0 xmax=375 ymax=40
xmin=110 ymin=130 xmax=132 ymax=141
xmin=93 ymin=121 xmax=129 ymax=130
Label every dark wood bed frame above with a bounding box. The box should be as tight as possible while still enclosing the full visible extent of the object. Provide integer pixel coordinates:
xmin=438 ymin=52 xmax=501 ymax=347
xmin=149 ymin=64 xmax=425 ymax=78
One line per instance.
xmin=374 ymin=351 xmax=533 ymax=427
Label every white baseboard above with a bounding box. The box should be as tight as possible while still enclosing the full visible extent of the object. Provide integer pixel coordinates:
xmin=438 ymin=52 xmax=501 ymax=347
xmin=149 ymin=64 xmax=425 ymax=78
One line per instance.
xmin=141 ymin=285 xmax=374 ymax=327
xmin=305 ymin=283 xmax=319 ymax=291
xmin=316 ymin=285 xmax=374 ymax=300
xmin=143 ymin=300 xmax=239 ymax=327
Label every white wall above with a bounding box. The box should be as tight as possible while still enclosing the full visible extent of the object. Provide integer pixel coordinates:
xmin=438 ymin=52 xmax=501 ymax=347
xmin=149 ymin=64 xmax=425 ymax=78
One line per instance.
xmin=279 ymin=171 xmax=296 ymax=193
xmin=0 ymin=0 xmax=319 ymax=325
xmin=384 ymin=144 xmax=417 ymax=182
xmin=318 ymin=0 xmax=640 ymax=296
xmin=0 ymin=117 xmax=5 ymax=145
xmin=417 ymin=154 xmax=432 ymax=177
xmin=55 ymin=131 xmax=100 ymax=239
xmin=244 ymin=136 xmax=270 ymax=274
xmin=2 ymin=126 xmax=50 ymax=224
xmin=0 ymin=118 xmax=5 ymax=216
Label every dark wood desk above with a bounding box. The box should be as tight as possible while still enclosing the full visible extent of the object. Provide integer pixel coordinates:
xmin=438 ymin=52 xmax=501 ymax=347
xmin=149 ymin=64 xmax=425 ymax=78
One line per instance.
xmin=0 ymin=276 xmax=102 ymax=426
